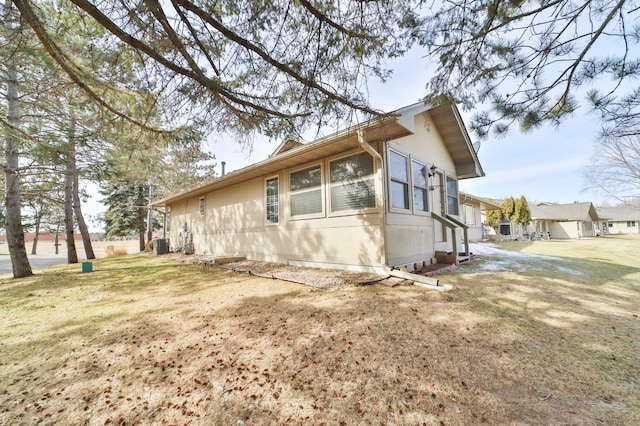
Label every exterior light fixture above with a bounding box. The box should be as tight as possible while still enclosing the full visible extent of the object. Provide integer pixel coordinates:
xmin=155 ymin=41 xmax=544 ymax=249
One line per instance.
xmin=429 ymin=164 xmax=437 ymax=177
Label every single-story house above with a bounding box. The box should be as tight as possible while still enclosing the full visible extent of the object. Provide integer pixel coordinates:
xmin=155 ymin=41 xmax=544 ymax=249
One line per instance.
xmin=596 ymin=206 xmax=640 ymax=234
xmin=152 ymin=102 xmax=485 ymax=273
xmin=529 ymin=202 xmax=600 ymax=239
xmin=459 ymin=192 xmax=502 ymax=242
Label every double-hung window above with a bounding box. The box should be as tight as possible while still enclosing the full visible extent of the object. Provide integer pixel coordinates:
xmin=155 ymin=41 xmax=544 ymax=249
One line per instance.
xmin=329 ymin=153 xmax=375 ymax=212
xmin=446 ymin=176 xmax=459 ymax=216
xmin=389 ymin=150 xmax=409 ymax=210
xmin=198 ymin=197 xmax=205 ymax=217
xmin=412 ymin=160 xmax=429 ymax=212
xmin=265 ymin=177 xmax=279 ymax=224
xmin=290 ymin=165 xmax=322 ymax=217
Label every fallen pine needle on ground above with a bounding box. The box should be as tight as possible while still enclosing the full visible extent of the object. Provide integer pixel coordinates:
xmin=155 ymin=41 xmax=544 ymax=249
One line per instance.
xmin=1 ymin=235 xmax=638 ymax=425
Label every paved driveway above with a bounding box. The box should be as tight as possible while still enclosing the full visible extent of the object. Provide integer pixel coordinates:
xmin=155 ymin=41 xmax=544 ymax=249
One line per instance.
xmin=0 ymin=252 xmax=99 ymax=275
xmin=0 ymin=240 xmax=141 ymax=275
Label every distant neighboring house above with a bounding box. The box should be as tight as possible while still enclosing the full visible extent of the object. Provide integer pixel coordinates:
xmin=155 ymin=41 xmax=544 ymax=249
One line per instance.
xmin=529 ymin=202 xmax=600 ymax=239
xmin=459 ymin=192 xmax=502 ymax=242
xmin=596 ymin=206 xmax=640 ymax=234
xmin=152 ymin=102 xmax=486 ymax=273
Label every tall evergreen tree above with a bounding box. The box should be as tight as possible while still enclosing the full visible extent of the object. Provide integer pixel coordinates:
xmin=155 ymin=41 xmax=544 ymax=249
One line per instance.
xmin=514 ymin=196 xmax=531 ymax=225
xmin=485 ymin=208 xmax=503 ymax=227
xmin=502 ymin=197 xmax=517 ymax=222
xmin=101 ymin=182 xmax=154 ymax=252
xmin=14 ymin=0 xmax=421 ymax=139
xmin=1 ymin=0 xmax=33 ymax=277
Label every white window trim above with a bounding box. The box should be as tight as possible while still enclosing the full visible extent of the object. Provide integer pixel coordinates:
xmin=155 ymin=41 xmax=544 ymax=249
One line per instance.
xmin=445 ymin=175 xmax=460 ymax=217
xmin=288 ymin=162 xmax=325 ymax=220
xmin=265 ymin=175 xmax=280 ymax=226
xmin=387 ymin=148 xmax=411 ymax=214
xmin=198 ymin=196 xmax=205 ymax=217
xmin=327 ymin=150 xmax=378 ymax=217
xmin=411 ymin=158 xmax=430 ymax=216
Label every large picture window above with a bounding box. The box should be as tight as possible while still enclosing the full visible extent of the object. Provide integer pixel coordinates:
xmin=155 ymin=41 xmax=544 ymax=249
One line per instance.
xmin=290 ymin=165 xmax=322 ymax=216
xmin=446 ymin=176 xmax=459 ymax=216
xmin=265 ymin=177 xmax=279 ymax=224
xmin=329 ymin=153 xmax=375 ymax=212
xmin=412 ymin=160 xmax=429 ymax=212
xmin=389 ymin=150 xmax=409 ymax=210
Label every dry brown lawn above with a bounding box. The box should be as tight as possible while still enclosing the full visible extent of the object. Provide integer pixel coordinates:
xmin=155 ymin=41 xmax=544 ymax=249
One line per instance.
xmin=1 ymin=235 xmax=638 ymax=425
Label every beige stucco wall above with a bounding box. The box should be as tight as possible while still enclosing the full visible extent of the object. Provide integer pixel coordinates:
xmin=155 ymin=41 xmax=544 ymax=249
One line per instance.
xmin=164 ymin=109 xmax=476 ymax=270
xmin=167 ymin=150 xmax=385 ymax=271
xmin=545 ymin=220 xmax=597 ymax=239
xmin=384 ymin=111 xmax=460 ymax=266
xmin=607 ymin=221 xmax=640 ymax=234
xmin=461 ymin=202 xmax=483 ymax=242
xmin=548 ymin=221 xmax=579 ymax=239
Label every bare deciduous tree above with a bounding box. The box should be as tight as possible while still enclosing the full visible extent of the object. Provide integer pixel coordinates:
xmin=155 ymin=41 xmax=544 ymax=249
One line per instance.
xmin=584 ymin=133 xmax=640 ymax=203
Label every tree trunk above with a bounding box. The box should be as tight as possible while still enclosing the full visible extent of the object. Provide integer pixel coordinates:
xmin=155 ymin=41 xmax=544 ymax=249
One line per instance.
xmin=64 ymin=115 xmax=78 ymax=263
xmin=31 ymin=205 xmax=41 ymax=255
xmin=3 ymin=20 xmax=32 ymax=278
xmin=68 ymin=127 xmax=95 ymax=259
xmin=138 ymin=184 xmax=146 ymax=252
xmin=64 ymin=170 xmax=78 ymax=263
xmin=54 ymin=226 xmax=60 ymax=255
xmin=73 ymin=181 xmax=95 ymax=259
xmin=146 ymin=183 xmax=154 ymax=249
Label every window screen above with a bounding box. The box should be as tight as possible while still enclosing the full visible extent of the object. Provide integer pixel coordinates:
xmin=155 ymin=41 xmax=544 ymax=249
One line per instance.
xmin=198 ymin=197 xmax=205 ymax=216
xmin=389 ymin=150 xmax=409 ymax=210
xmin=446 ymin=176 xmax=459 ymax=216
xmin=329 ymin=153 xmax=375 ymax=212
xmin=290 ymin=166 xmax=322 ymax=216
xmin=266 ymin=177 xmax=279 ymax=224
xmin=412 ymin=160 xmax=428 ymax=212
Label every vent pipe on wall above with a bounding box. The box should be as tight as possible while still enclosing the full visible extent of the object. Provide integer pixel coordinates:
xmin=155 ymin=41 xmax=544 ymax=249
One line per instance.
xmin=221 ymin=161 xmax=226 ymax=176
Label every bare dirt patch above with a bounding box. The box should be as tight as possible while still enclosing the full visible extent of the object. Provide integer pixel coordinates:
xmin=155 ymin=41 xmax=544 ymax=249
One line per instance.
xmin=162 ymin=252 xmax=387 ymax=290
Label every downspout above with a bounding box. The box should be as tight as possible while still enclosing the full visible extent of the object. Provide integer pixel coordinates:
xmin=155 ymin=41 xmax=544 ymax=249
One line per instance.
xmin=357 ymin=129 xmax=389 ymax=268
xmin=354 ymin=131 xmax=450 ymax=292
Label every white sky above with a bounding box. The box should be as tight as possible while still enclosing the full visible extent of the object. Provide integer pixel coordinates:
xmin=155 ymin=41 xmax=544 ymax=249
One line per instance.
xmin=82 ymin=47 xmax=616 ymax=231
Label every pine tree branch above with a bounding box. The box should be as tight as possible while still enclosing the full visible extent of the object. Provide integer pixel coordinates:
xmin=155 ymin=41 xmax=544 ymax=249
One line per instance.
xmin=13 ymin=0 xmax=172 ymax=134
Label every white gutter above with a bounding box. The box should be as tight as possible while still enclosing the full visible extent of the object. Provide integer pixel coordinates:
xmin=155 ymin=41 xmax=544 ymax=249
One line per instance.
xmin=357 ymin=129 xmax=389 ymax=267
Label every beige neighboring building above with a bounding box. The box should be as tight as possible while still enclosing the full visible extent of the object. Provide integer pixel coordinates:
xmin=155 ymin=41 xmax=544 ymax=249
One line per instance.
xmin=596 ymin=206 xmax=640 ymax=234
xmin=530 ymin=202 xmax=600 ymax=239
xmin=152 ymin=102 xmax=485 ymax=273
xmin=459 ymin=193 xmax=502 ymax=242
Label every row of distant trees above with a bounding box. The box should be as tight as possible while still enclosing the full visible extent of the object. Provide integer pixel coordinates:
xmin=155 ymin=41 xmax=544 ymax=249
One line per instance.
xmin=485 ymin=196 xmax=532 ymax=229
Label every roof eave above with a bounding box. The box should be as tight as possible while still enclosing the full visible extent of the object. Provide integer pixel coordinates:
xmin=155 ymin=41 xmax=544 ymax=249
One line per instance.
xmin=152 ymin=115 xmax=409 ymax=207
xmin=427 ymin=104 xmax=485 ymax=180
